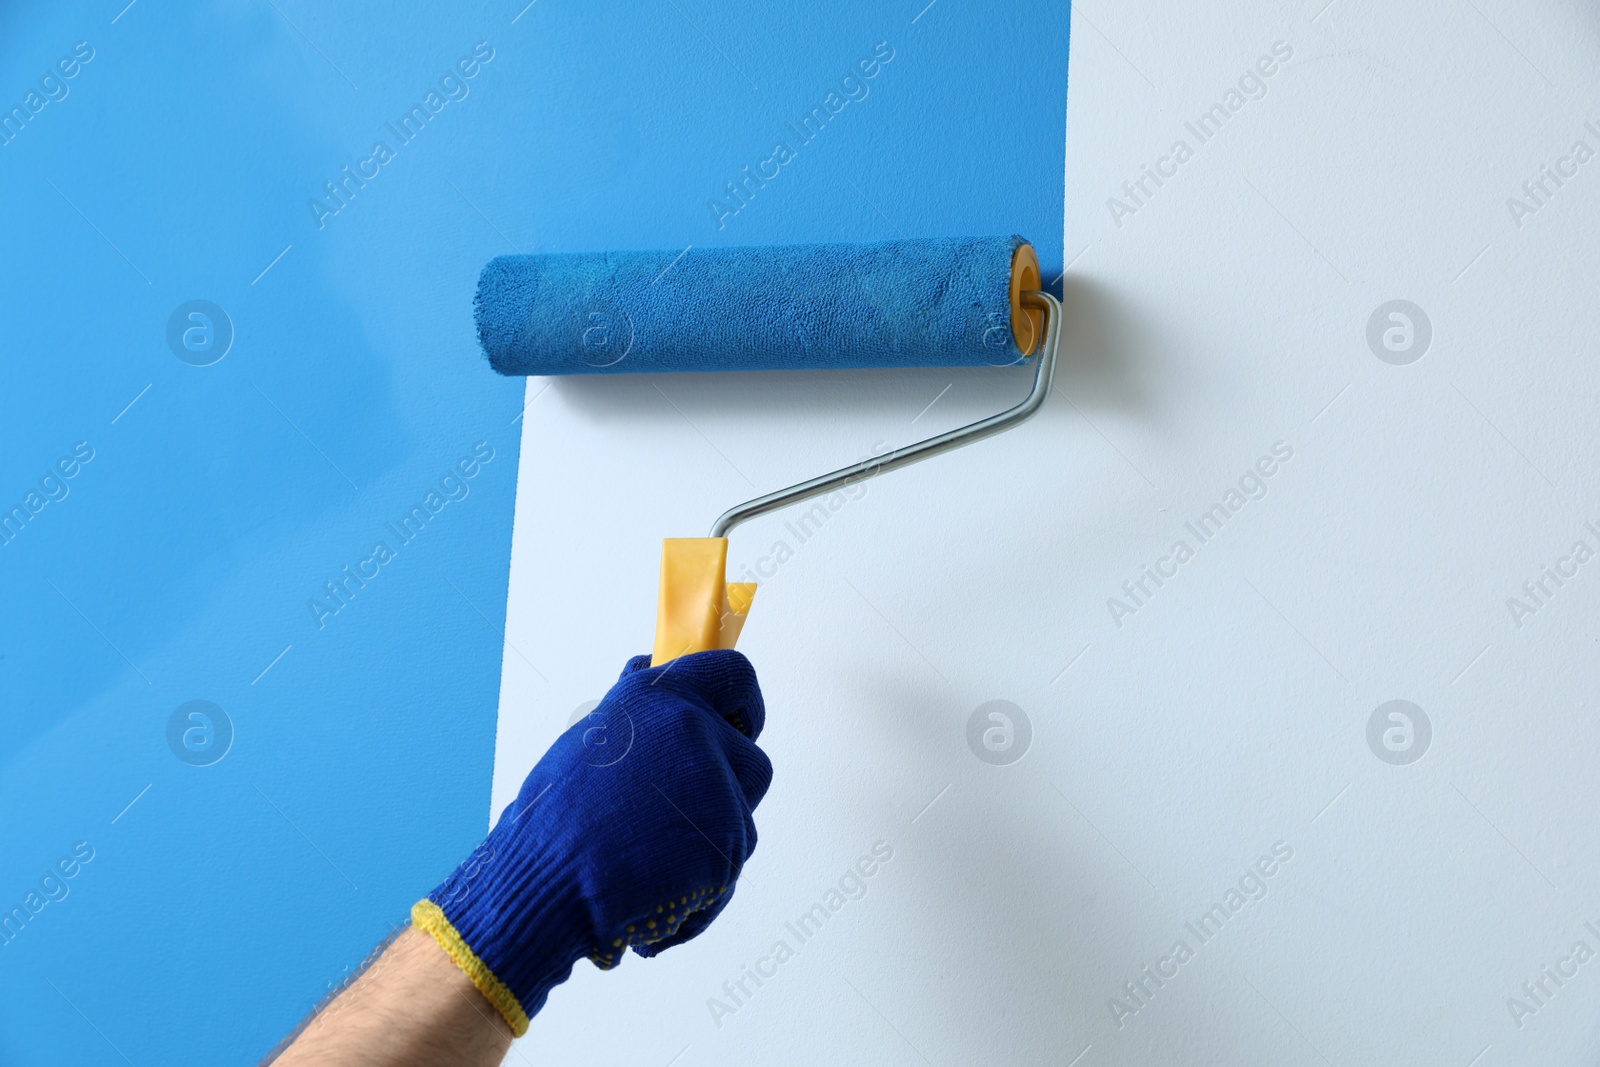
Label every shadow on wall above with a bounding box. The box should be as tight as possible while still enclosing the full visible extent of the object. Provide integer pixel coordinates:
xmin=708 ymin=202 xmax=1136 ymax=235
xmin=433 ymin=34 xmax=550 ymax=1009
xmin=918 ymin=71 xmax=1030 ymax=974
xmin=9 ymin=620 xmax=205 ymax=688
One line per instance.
xmin=1054 ymin=273 xmax=1161 ymax=413
xmin=828 ymin=657 xmax=1294 ymax=1062
xmin=820 ymin=655 xmax=1190 ymax=1061
xmin=543 ymin=274 xmax=1160 ymax=434
xmin=911 ymin=774 xmax=1296 ymax=1061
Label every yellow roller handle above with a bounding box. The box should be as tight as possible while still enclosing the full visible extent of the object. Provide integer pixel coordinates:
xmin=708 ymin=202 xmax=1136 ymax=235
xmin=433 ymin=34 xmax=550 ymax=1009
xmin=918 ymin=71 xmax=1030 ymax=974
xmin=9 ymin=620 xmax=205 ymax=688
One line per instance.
xmin=651 ymin=538 xmax=756 ymax=667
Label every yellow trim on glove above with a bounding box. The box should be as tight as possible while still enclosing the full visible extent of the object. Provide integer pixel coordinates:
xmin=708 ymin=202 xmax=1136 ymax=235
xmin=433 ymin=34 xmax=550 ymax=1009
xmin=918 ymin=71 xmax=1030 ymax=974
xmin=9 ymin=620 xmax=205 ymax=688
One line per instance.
xmin=411 ymin=899 xmax=531 ymax=1037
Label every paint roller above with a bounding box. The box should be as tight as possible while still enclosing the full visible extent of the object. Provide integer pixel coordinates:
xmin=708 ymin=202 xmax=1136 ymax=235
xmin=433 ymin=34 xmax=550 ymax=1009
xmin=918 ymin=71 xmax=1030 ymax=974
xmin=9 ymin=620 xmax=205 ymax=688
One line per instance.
xmin=474 ymin=235 xmax=1061 ymax=665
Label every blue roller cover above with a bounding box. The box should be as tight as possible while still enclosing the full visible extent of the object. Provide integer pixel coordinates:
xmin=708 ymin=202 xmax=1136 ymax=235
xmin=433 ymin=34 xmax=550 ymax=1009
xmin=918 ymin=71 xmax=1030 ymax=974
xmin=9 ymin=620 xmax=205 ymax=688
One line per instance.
xmin=475 ymin=235 xmax=1031 ymax=374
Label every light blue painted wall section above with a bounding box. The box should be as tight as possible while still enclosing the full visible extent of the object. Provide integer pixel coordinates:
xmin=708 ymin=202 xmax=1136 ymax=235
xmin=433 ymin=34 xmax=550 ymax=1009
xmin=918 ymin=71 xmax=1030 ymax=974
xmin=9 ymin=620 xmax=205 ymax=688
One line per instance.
xmin=0 ymin=2 xmax=1068 ymax=1063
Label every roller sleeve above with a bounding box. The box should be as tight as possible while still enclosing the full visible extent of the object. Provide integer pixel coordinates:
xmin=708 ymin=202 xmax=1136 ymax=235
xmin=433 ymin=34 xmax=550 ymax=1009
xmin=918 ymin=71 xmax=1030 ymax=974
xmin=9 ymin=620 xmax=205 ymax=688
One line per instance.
xmin=474 ymin=235 xmax=1037 ymax=375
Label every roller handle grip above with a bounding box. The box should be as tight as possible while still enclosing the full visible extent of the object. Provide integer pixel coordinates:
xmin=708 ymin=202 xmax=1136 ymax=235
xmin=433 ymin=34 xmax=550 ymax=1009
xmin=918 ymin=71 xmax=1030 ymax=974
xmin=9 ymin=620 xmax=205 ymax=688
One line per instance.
xmin=652 ymin=538 xmax=755 ymax=667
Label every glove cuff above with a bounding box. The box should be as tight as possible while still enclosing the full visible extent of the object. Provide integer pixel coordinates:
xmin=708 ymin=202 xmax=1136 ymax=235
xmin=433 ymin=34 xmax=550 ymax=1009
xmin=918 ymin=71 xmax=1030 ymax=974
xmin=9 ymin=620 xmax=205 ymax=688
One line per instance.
xmin=418 ymin=834 xmax=595 ymax=1032
xmin=411 ymin=899 xmax=531 ymax=1037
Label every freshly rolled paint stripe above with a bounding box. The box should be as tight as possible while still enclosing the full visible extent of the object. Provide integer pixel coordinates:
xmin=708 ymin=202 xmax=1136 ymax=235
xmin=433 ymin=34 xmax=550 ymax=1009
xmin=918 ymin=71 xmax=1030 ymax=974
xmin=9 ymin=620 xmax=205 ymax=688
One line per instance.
xmin=411 ymin=899 xmax=531 ymax=1037
xmin=476 ymin=235 xmax=1033 ymax=375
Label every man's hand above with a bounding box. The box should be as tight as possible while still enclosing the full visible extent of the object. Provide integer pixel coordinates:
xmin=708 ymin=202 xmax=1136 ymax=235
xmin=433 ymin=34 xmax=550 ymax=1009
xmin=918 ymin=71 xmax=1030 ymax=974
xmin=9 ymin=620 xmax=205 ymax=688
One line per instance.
xmin=414 ymin=649 xmax=772 ymax=1034
xmin=270 ymin=649 xmax=771 ymax=1066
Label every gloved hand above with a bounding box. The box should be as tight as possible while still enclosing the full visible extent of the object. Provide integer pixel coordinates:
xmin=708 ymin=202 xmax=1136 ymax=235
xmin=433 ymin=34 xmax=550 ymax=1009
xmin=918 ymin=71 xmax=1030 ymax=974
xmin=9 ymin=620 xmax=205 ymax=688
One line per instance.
xmin=412 ymin=650 xmax=772 ymax=1036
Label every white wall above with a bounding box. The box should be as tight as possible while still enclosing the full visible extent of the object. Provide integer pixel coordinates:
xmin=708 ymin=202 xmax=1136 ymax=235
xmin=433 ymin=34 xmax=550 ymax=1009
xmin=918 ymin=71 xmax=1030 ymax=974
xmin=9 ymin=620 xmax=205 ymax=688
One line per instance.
xmin=494 ymin=3 xmax=1600 ymax=1063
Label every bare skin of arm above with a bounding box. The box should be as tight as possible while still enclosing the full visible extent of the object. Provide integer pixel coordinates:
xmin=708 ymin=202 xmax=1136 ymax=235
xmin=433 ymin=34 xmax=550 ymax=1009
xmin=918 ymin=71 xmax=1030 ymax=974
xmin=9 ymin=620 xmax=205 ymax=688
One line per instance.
xmin=267 ymin=651 xmax=772 ymax=1065
xmin=269 ymin=928 xmax=512 ymax=1067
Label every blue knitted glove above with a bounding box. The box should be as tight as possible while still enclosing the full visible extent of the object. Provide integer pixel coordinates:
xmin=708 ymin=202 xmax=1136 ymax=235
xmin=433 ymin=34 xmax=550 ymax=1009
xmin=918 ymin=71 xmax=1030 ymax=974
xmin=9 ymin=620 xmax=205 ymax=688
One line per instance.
xmin=412 ymin=650 xmax=771 ymax=1036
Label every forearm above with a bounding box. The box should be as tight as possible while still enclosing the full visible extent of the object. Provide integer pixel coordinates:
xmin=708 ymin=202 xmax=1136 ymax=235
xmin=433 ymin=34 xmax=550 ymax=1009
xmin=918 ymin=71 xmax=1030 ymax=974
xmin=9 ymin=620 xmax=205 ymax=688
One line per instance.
xmin=268 ymin=651 xmax=770 ymax=1063
xmin=271 ymin=928 xmax=512 ymax=1067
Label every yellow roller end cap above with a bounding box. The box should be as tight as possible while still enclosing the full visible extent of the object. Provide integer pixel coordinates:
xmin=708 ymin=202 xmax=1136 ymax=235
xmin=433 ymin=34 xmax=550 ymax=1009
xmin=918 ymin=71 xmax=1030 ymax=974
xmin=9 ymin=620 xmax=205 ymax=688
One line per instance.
xmin=652 ymin=538 xmax=757 ymax=667
xmin=1009 ymin=243 xmax=1043 ymax=357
